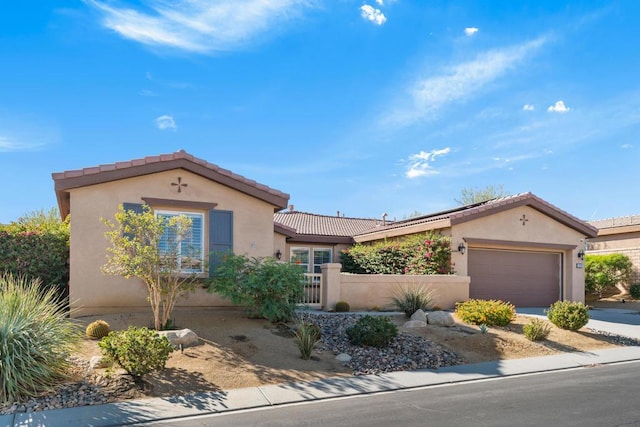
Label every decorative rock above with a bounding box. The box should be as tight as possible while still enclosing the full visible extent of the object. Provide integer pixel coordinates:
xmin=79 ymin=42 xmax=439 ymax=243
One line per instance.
xmin=336 ymin=353 xmax=352 ymax=363
xmin=402 ymin=320 xmax=427 ymax=328
xmin=427 ymin=311 xmax=455 ymax=327
xmin=89 ymin=355 xmax=110 ymax=370
xmin=410 ymin=309 xmax=427 ymax=323
xmin=157 ymin=328 xmax=199 ymax=347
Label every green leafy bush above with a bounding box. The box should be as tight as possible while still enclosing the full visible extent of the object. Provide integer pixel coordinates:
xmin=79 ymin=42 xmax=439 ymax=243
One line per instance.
xmin=585 ymin=253 xmax=633 ymax=297
xmin=294 ymin=321 xmax=321 ymax=360
xmin=523 ymin=318 xmax=551 ymax=341
xmin=0 ymin=209 xmax=70 ymax=300
xmin=455 ymin=299 xmax=515 ymax=327
xmin=0 ymin=274 xmax=80 ymax=403
xmin=334 ymin=301 xmax=350 ymax=312
xmin=546 ymin=301 xmax=589 ymax=331
xmin=391 ymin=283 xmax=433 ymax=318
xmin=208 ymin=254 xmax=304 ymax=322
xmin=99 ymin=326 xmax=173 ymax=379
xmin=341 ymin=232 xmax=453 ymax=275
xmin=346 ymin=315 xmax=398 ymax=347
xmin=629 ymin=284 xmax=640 ymax=300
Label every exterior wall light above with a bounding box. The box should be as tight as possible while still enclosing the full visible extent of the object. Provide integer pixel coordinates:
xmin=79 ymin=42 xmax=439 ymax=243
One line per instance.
xmin=457 ymin=242 xmax=466 ymax=255
xmin=275 ymin=249 xmax=282 ymax=260
xmin=577 ymin=249 xmax=585 ymax=260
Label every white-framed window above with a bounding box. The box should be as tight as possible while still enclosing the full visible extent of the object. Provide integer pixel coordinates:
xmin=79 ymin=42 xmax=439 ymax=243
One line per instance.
xmin=313 ymin=248 xmax=332 ymax=273
xmin=290 ymin=247 xmax=332 ymax=273
xmin=290 ymin=247 xmax=310 ymax=272
xmin=156 ymin=210 xmax=205 ymax=274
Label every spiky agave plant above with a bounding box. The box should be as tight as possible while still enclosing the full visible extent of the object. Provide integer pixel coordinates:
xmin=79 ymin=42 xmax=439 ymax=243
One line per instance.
xmin=0 ymin=274 xmax=81 ymax=403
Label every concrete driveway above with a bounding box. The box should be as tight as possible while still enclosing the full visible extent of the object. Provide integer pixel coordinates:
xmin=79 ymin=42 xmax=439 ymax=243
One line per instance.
xmin=518 ymin=307 xmax=640 ymax=340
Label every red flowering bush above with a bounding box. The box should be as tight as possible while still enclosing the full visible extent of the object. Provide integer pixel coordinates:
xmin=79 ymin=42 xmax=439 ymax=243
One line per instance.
xmin=341 ymin=232 xmax=452 ymax=275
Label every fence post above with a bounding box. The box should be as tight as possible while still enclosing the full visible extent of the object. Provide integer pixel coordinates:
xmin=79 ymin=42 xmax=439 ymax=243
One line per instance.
xmin=321 ymin=263 xmax=342 ymax=311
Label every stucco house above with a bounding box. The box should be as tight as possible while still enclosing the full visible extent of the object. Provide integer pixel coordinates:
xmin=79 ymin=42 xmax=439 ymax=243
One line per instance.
xmin=53 ymin=150 xmax=289 ymax=316
xmin=275 ymin=194 xmax=598 ymax=307
xmin=53 ymin=150 xmax=598 ymax=315
xmin=587 ymin=215 xmax=640 ymax=285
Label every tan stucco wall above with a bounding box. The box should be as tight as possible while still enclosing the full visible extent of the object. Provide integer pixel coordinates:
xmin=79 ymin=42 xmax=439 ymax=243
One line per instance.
xmin=451 ymin=206 xmax=587 ymax=302
xmin=68 ymin=169 xmax=278 ymax=317
xmin=330 ymin=273 xmax=470 ymax=311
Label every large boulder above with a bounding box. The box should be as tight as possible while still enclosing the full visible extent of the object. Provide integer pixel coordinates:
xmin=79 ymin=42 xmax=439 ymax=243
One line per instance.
xmin=427 ymin=311 xmax=455 ymax=327
xmin=157 ymin=328 xmax=199 ymax=348
xmin=410 ymin=309 xmax=427 ymax=323
xmin=336 ymin=353 xmax=352 ymax=363
xmin=89 ymin=355 xmax=110 ymax=370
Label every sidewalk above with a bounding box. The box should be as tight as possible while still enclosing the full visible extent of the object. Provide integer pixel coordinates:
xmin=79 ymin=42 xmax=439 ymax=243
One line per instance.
xmin=3 ymin=346 xmax=640 ymax=427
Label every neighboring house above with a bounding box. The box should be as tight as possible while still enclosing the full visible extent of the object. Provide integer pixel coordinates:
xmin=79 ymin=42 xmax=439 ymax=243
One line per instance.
xmin=53 ymin=151 xmax=598 ymax=314
xmin=53 ymin=150 xmax=289 ymax=316
xmin=587 ymin=215 xmax=640 ymax=285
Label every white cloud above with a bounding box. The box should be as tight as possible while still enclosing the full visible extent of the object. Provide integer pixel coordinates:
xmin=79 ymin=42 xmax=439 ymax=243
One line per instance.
xmin=360 ymin=4 xmax=386 ymax=25
xmin=464 ymin=27 xmax=478 ymax=36
xmin=523 ymin=104 xmax=535 ymax=111
xmin=405 ymin=147 xmax=451 ymax=178
xmin=547 ymin=100 xmax=570 ymax=113
xmin=156 ymin=115 xmax=176 ymax=130
xmin=84 ymin=0 xmax=317 ymax=53
xmin=375 ymin=0 xmax=384 ymax=4
xmin=621 ymin=144 xmax=633 ymax=149
xmin=387 ymin=36 xmax=548 ymax=126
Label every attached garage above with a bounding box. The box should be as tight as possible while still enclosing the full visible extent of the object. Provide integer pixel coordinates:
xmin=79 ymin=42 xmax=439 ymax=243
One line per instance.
xmin=353 ymin=192 xmax=599 ymax=305
xmin=468 ymin=248 xmax=561 ymax=306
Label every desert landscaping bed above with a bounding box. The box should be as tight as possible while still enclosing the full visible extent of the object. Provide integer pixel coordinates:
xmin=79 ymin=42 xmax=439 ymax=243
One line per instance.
xmin=1 ymin=307 xmax=638 ymax=415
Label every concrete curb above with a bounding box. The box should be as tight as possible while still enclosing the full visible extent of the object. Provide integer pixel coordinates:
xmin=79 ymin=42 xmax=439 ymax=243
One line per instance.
xmin=4 ymin=347 xmax=640 ymax=427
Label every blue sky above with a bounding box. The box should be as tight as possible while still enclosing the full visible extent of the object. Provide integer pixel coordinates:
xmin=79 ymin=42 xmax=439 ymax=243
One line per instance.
xmin=1 ymin=0 xmax=638 ymax=224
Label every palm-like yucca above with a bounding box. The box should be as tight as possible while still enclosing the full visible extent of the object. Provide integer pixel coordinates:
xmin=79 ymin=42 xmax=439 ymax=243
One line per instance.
xmin=0 ymin=274 xmax=81 ymax=403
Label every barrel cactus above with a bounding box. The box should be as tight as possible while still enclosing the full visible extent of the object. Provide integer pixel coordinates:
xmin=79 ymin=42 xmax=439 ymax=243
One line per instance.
xmin=86 ymin=320 xmax=111 ymax=339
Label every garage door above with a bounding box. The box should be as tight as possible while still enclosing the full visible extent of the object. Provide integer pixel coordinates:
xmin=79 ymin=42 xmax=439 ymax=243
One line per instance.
xmin=468 ymin=248 xmax=561 ymax=307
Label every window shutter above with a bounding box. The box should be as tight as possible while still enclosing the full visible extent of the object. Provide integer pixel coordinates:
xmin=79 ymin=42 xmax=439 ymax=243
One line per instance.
xmin=122 ymin=203 xmax=144 ymax=240
xmin=209 ymin=210 xmax=233 ymax=276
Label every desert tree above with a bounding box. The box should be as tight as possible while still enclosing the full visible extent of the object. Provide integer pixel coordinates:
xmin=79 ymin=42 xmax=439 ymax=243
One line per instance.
xmin=102 ymin=205 xmax=199 ymax=330
xmin=455 ymin=184 xmax=510 ymax=205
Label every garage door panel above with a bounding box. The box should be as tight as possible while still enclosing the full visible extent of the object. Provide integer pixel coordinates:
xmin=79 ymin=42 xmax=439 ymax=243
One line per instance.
xmin=468 ymin=249 xmax=560 ymax=307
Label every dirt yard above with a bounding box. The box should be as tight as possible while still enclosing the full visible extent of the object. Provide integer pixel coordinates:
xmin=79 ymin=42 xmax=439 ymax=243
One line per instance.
xmin=73 ymin=303 xmax=632 ymax=401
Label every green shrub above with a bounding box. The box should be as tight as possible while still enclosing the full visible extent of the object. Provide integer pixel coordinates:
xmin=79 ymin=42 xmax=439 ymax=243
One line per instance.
xmin=86 ymin=320 xmax=111 ymax=339
xmin=208 ymin=254 xmax=305 ymax=322
xmin=98 ymin=326 xmax=173 ymax=379
xmin=391 ymin=283 xmax=433 ymax=318
xmin=585 ymin=253 xmax=633 ymax=297
xmin=0 ymin=274 xmax=80 ymax=403
xmin=341 ymin=232 xmax=453 ymax=275
xmin=629 ymin=284 xmax=640 ymax=300
xmin=334 ymin=301 xmax=350 ymax=312
xmin=294 ymin=321 xmax=321 ymax=360
xmin=455 ymin=299 xmax=515 ymax=327
xmin=0 ymin=209 xmax=70 ymax=300
xmin=346 ymin=315 xmax=398 ymax=347
xmin=546 ymin=301 xmax=589 ymax=331
xmin=523 ymin=318 xmax=551 ymax=341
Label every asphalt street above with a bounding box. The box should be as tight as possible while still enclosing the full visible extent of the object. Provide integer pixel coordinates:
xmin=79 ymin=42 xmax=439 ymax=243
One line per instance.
xmin=148 ymin=360 xmax=640 ymax=427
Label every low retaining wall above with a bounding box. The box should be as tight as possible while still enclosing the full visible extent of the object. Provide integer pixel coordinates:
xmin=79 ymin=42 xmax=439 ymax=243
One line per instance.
xmin=321 ymin=264 xmax=470 ymax=311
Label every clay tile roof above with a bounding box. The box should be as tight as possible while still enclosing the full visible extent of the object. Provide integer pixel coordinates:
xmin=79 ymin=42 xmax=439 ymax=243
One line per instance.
xmin=274 ymin=211 xmax=382 ymax=239
xmin=53 ymin=150 xmax=289 ymax=218
xmin=588 ymin=215 xmax=640 ymax=229
xmin=354 ymin=192 xmax=598 ymax=238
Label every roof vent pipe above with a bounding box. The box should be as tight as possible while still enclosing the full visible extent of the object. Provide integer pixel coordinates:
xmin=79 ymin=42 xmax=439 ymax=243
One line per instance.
xmin=382 ymin=212 xmax=388 ymax=226
xmin=289 ymin=204 xmax=294 ymax=212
